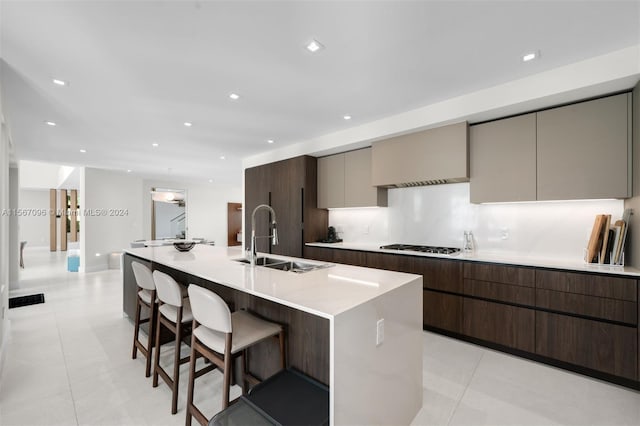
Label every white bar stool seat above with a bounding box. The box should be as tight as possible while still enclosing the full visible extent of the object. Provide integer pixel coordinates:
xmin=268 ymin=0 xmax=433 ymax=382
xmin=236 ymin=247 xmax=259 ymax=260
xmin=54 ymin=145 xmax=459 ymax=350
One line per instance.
xmin=192 ymin=310 xmax=281 ymax=355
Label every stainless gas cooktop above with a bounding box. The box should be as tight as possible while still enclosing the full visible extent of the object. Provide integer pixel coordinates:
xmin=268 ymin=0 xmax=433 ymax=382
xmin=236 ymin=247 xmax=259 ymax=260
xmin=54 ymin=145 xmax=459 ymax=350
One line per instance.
xmin=379 ymin=244 xmax=461 ymax=255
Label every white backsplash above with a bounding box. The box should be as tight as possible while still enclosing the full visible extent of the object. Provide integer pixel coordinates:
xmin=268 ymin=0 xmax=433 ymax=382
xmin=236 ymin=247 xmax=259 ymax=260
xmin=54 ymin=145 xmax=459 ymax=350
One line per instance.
xmin=328 ymin=183 xmax=624 ymax=262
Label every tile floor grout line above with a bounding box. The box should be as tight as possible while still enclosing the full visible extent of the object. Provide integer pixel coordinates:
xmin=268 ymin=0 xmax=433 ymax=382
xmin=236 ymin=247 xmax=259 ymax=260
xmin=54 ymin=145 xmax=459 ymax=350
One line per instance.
xmin=445 ymin=349 xmax=485 ymax=426
xmin=54 ymin=303 xmax=81 ymax=426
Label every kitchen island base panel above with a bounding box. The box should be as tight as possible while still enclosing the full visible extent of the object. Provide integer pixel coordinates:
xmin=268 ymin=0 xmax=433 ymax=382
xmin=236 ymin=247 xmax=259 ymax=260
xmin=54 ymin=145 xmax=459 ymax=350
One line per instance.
xmin=333 ymin=279 xmax=423 ymax=426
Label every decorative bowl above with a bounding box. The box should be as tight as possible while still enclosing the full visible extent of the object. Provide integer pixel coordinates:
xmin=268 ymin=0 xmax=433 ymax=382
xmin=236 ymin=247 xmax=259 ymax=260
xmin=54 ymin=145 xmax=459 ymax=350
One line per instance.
xmin=173 ymin=241 xmax=196 ymax=252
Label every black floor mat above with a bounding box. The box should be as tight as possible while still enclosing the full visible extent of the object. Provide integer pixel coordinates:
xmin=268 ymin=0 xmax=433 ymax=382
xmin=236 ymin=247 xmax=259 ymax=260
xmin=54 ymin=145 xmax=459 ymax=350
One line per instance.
xmin=9 ymin=293 xmax=45 ymax=309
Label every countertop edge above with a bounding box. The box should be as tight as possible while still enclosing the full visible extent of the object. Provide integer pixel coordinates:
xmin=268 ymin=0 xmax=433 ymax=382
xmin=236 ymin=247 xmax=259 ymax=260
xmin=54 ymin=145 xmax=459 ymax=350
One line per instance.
xmin=305 ymin=242 xmax=640 ymax=277
xmin=124 ymin=247 xmax=422 ymax=319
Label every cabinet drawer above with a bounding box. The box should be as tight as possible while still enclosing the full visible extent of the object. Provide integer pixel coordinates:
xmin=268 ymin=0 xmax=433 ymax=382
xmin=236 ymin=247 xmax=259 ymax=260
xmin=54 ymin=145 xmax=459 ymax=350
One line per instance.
xmin=419 ymin=258 xmax=463 ymax=293
xmin=463 ymin=279 xmax=534 ymax=306
xmin=423 ymin=290 xmax=462 ymax=334
xmin=536 ymin=270 xmax=637 ymax=301
xmin=462 ymin=298 xmax=535 ymax=352
xmin=332 ymin=250 xmax=367 ymax=267
xmin=464 ymin=263 xmax=534 ymax=287
xmin=304 ymin=246 xmax=334 ymax=263
xmin=536 ymin=288 xmax=637 ymax=325
xmin=536 ymin=311 xmax=637 ymax=380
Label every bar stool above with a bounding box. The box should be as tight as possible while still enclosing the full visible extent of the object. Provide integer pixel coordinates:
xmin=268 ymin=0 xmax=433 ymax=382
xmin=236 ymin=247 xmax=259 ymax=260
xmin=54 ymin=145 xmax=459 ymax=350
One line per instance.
xmin=152 ymin=270 xmax=193 ymax=414
xmin=185 ymin=285 xmax=286 ymax=426
xmin=131 ymin=261 xmax=158 ymax=377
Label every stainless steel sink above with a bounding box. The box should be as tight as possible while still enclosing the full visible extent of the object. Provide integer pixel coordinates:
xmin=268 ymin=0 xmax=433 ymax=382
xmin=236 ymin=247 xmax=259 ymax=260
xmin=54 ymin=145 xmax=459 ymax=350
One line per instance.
xmin=233 ymin=257 xmax=332 ymax=273
xmin=263 ymin=261 xmax=331 ymax=273
xmin=233 ymin=257 xmax=285 ymax=266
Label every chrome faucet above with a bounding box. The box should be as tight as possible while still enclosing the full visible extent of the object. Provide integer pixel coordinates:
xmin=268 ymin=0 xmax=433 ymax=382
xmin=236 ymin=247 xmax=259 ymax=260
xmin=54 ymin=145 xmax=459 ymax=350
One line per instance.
xmin=250 ymin=204 xmax=278 ymax=266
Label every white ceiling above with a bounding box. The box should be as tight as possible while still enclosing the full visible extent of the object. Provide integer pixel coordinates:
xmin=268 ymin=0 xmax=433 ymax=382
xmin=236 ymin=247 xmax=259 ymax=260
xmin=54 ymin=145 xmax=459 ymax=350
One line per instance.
xmin=1 ymin=1 xmax=639 ymax=185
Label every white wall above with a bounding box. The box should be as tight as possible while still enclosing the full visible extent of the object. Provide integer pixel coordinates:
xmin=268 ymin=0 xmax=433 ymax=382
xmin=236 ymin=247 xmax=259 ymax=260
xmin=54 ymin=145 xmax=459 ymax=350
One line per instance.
xmin=329 ymin=183 xmax=624 ymax=263
xmin=0 ymin=96 xmax=12 ymax=379
xmin=17 ymin=189 xmax=49 ymax=247
xmin=142 ymin=180 xmax=242 ymax=246
xmin=81 ymin=167 xmax=143 ymax=272
xmin=8 ymin=167 xmax=19 ymax=288
xmin=18 ymin=160 xmax=62 ymax=189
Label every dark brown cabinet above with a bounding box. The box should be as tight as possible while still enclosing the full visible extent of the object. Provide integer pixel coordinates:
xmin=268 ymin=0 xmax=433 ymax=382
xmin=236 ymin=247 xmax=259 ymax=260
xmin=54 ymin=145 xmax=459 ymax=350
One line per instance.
xmin=463 ymin=263 xmax=535 ymax=307
xmin=418 ymin=258 xmax=463 ymax=293
xmin=463 ymin=298 xmax=535 ymax=352
xmin=424 ymin=290 xmax=462 ymax=334
xmin=245 ymin=156 xmax=327 ymax=257
xmin=302 ymin=246 xmax=640 ymax=387
xmin=536 ymin=270 xmax=637 ymax=326
xmin=304 ymin=246 xmax=335 ymax=263
xmin=536 ymin=311 xmax=637 ymax=380
xmin=462 ymin=263 xmax=535 ymax=351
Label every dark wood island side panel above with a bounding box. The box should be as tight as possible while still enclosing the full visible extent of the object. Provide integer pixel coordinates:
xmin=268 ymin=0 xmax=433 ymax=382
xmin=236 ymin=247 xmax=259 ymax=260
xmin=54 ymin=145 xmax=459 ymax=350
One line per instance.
xmin=122 ymin=253 xmax=330 ymax=385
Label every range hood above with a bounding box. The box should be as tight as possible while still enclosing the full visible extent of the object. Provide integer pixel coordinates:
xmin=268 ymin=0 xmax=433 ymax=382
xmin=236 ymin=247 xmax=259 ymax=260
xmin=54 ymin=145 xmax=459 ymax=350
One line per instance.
xmin=371 ymin=122 xmax=469 ymax=188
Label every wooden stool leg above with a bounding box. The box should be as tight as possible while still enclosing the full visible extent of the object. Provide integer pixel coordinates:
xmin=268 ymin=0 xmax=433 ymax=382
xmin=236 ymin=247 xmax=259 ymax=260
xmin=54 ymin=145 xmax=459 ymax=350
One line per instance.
xmin=185 ymin=325 xmax=197 ymax=426
xmin=279 ymin=329 xmax=286 ymax=369
xmin=241 ymin=349 xmax=248 ymax=395
xmin=222 ymin=334 xmax=232 ymax=409
xmin=145 ymin=301 xmax=157 ymax=377
xmin=132 ymin=298 xmax=142 ymax=359
xmin=152 ymin=309 xmax=163 ymax=386
xmin=171 ymin=320 xmax=182 ymax=414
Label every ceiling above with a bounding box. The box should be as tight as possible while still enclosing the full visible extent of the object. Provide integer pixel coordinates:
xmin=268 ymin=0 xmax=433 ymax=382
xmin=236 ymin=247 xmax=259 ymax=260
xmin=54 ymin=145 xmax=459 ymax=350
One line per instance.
xmin=1 ymin=1 xmax=639 ymax=185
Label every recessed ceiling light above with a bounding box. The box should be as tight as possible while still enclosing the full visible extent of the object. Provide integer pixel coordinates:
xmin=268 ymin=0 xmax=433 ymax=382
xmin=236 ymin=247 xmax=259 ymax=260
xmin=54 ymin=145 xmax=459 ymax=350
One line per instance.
xmin=343 ymin=115 xmax=352 ymax=120
xmin=45 ymin=121 xmax=56 ymax=126
xmin=184 ymin=122 xmax=193 ymax=127
xmin=229 ymin=93 xmax=240 ymax=100
xmin=220 ymin=156 xmax=226 ymax=160
xmin=152 ymin=143 xmax=159 ymax=147
xmin=306 ymin=39 xmax=324 ymax=53
xmin=522 ymin=51 xmax=539 ymax=62
xmin=79 ymin=149 xmax=86 ymax=153
xmin=267 ymin=139 xmax=274 ymax=144
xmin=127 ymin=169 xmax=132 ymax=173
xmin=52 ymin=79 xmax=67 ymax=86
xmin=208 ymin=179 xmax=213 ymax=183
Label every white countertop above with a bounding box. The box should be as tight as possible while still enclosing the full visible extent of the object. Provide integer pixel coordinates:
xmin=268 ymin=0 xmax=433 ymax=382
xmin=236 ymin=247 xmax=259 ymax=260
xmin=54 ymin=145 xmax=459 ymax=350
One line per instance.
xmin=306 ymin=242 xmax=640 ymax=277
xmin=124 ymin=245 xmax=421 ymax=319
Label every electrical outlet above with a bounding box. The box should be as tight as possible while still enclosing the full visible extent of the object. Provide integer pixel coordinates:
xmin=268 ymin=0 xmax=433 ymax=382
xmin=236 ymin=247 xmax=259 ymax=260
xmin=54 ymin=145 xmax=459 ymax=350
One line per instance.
xmin=376 ymin=318 xmax=384 ymax=346
xmin=500 ymin=228 xmax=509 ymax=240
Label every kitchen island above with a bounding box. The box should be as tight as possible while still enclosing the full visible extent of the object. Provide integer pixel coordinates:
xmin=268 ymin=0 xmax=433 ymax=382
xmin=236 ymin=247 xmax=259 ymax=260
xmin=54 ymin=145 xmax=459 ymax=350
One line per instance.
xmin=122 ymin=245 xmax=423 ymax=425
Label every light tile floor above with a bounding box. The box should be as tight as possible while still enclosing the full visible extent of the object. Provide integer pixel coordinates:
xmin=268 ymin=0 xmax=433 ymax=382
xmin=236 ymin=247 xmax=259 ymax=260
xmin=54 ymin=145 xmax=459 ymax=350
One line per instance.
xmin=1 ymin=247 xmax=639 ymax=426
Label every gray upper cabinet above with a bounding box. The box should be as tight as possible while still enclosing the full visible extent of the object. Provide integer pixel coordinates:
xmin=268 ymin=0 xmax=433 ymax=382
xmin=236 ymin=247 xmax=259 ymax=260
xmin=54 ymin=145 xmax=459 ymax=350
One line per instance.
xmin=344 ymin=148 xmax=387 ymax=207
xmin=470 ymin=92 xmax=631 ymax=203
xmin=470 ymin=113 xmax=537 ymax=203
xmin=317 ymin=153 xmax=345 ymax=208
xmin=318 ymin=148 xmax=387 ymax=209
xmin=371 ymin=122 xmax=469 ymax=187
xmin=537 ymin=93 xmax=631 ymax=200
